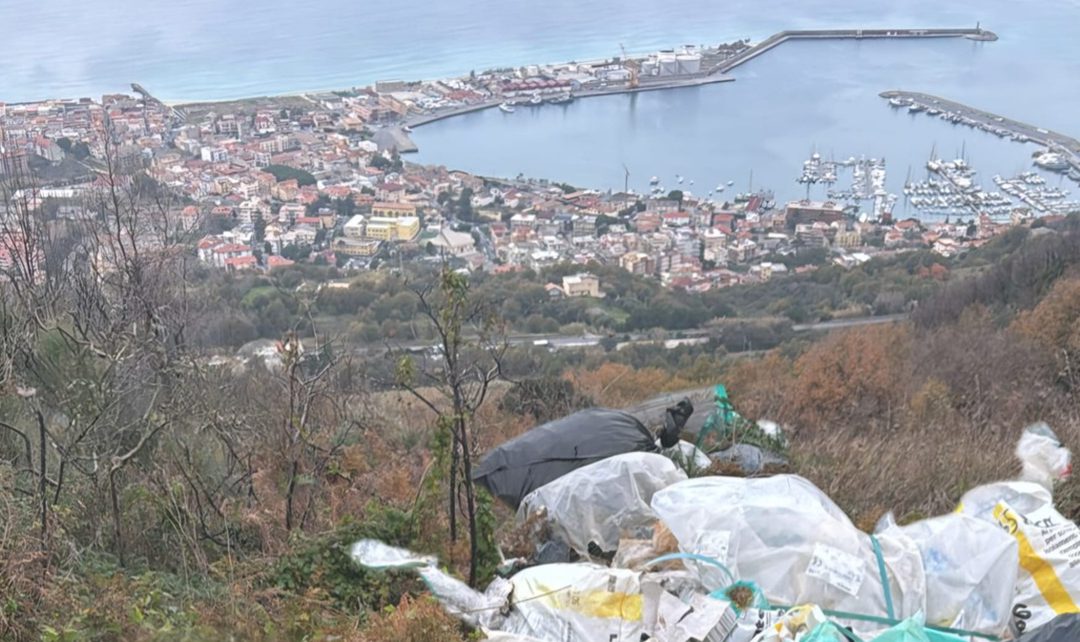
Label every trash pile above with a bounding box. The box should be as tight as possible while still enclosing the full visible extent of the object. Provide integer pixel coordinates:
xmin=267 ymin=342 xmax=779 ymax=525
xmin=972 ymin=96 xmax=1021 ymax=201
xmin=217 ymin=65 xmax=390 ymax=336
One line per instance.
xmin=353 ymin=385 xmax=1078 ymax=642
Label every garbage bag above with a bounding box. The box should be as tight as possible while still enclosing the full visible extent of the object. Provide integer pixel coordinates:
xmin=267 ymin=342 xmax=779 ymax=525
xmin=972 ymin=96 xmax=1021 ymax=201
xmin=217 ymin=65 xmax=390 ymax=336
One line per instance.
xmin=658 ymin=398 xmax=695 ymax=448
xmin=498 ymin=563 xmax=646 ymax=642
xmin=1020 ymin=613 xmax=1080 ymax=642
xmin=897 ymin=512 xmax=1018 ymax=636
xmin=473 ymin=408 xmax=658 ymax=509
xmin=651 ymin=475 xmax=926 ymax=637
xmin=517 ymin=452 xmax=687 ymax=556
xmin=623 ymin=385 xmax=717 ymax=437
xmin=956 ymin=423 xmax=1078 ymax=637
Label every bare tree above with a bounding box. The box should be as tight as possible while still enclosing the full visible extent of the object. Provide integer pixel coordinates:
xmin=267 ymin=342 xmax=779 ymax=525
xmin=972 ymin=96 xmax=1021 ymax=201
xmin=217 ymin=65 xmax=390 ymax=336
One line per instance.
xmin=394 ymin=266 xmax=505 ymax=586
xmin=0 ymin=125 xmax=196 ymax=566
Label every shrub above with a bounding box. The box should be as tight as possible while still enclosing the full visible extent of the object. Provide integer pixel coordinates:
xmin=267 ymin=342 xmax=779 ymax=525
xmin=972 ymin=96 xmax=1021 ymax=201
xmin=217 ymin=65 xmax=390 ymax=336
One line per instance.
xmin=356 ymin=594 xmax=470 ymax=642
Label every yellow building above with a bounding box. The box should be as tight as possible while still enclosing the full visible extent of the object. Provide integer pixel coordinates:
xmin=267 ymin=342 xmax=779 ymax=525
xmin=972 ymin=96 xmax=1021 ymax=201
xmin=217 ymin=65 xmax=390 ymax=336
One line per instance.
xmin=371 ymin=202 xmax=417 ymax=219
xmin=834 ymin=229 xmax=862 ymax=248
xmin=363 ymin=216 xmax=419 ymax=242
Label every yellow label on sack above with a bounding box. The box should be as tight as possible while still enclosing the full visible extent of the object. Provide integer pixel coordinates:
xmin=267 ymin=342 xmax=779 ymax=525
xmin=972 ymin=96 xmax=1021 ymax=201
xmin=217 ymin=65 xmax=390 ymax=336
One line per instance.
xmin=555 ymin=589 xmax=643 ymax=621
xmin=994 ymin=502 xmax=1080 ymax=615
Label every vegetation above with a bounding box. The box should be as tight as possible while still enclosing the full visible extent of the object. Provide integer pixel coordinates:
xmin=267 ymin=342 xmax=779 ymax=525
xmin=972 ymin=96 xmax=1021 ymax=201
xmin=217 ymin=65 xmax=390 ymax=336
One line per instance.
xmin=7 ymin=146 xmax=1080 ymax=639
xmin=264 ymin=164 xmax=317 ymax=187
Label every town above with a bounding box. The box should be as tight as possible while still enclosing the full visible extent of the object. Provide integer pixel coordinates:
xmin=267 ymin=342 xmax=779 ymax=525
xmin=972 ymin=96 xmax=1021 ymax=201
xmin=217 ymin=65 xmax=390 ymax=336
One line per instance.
xmin=0 ymin=37 xmax=1060 ymax=292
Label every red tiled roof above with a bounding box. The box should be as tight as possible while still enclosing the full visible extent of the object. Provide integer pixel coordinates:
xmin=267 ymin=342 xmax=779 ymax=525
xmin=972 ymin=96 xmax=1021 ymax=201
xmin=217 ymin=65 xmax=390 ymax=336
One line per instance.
xmin=213 ymin=243 xmax=250 ymax=254
xmin=224 ymin=255 xmax=258 ymax=267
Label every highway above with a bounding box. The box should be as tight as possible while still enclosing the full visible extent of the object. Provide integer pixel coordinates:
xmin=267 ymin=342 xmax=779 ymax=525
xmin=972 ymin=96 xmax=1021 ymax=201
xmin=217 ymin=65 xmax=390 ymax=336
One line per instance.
xmin=357 ymin=313 xmax=909 ymax=356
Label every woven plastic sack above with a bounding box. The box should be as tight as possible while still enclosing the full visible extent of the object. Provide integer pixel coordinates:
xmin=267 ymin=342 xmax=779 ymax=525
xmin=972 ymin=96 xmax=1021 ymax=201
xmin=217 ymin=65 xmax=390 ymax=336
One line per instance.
xmin=498 ymin=563 xmax=646 ymax=642
xmin=956 ymin=424 xmax=1078 ymax=636
xmin=651 ymin=475 xmax=926 ymax=637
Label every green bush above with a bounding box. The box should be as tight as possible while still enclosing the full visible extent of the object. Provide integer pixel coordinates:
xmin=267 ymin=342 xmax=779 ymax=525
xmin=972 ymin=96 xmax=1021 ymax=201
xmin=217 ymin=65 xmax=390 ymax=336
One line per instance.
xmin=270 ymin=505 xmax=423 ymax=614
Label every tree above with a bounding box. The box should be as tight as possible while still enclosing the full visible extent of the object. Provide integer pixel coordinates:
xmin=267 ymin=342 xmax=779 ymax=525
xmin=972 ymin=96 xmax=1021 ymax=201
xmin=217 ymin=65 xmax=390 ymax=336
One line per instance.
xmin=667 ymin=189 xmax=684 ymax=204
xmin=455 ymin=187 xmax=474 ymax=221
xmin=253 ymin=213 xmax=266 ymax=242
xmin=369 ymin=154 xmax=391 ymax=170
xmin=1 ymin=131 xmax=194 ymax=567
xmin=264 ymin=164 xmax=316 ymax=187
xmin=394 ymin=267 xmax=504 ymax=586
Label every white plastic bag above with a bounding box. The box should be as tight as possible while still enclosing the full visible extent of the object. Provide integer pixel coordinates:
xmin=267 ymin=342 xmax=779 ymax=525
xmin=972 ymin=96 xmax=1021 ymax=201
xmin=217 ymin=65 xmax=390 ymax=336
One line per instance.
xmin=897 ymin=512 xmax=1018 ymax=636
xmin=517 ymin=452 xmax=687 ymax=555
xmin=650 ymin=475 xmax=925 ymax=637
xmin=661 ymin=439 xmax=713 ymax=473
xmin=498 ymin=563 xmax=646 ymax=642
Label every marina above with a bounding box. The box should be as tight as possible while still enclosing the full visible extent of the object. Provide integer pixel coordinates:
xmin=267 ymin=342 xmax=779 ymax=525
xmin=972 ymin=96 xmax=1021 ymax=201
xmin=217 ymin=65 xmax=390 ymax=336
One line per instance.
xmin=881 ymin=90 xmax=1080 ymax=183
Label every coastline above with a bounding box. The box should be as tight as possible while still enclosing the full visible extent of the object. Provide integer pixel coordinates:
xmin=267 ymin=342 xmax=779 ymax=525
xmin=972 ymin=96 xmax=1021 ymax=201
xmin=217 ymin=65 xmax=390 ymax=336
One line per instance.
xmin=166 ymin=25 xmax=994 ymax=115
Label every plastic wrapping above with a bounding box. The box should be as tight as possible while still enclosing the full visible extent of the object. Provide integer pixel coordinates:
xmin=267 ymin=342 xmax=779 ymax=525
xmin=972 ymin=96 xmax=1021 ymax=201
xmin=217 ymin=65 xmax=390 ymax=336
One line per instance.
xmin=651 ymin=475 xmax=925 ymax=637
xmin=897 ymin=512 xmax=1018 ymax=636
xmin=867 ymin=615 xmax=967 ymax=642
xmin=518 ymin=452 xmax=686 ymax=556
xmin=350 ymin=539 xmax=510 ymax=629
xmin=1016 ymin=423 xmax=1072 ymax=489
xmin=662 ymin=439 xmax=713 ymax=473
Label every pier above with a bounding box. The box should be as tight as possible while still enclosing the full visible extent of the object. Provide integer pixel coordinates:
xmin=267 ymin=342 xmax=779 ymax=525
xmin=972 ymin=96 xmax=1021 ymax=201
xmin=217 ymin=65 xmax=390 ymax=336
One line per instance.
xmin=131 ymin=83 xmax=186 ymax=123
xmin=880 ymin=90 xmax=1080 ymax=173
xmin=710 ymin=27 xmax=997 ymax=75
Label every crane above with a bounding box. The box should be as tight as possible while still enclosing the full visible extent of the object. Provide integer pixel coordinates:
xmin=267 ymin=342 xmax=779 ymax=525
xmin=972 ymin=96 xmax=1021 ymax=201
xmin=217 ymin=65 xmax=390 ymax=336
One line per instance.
xmin=619 ymin=43 xmax=640 ymax=89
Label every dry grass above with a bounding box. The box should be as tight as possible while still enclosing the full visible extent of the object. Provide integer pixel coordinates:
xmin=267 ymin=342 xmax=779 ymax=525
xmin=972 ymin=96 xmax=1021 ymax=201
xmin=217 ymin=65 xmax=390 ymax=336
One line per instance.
xmin=353 ymin=593 xmax=470 ymax=642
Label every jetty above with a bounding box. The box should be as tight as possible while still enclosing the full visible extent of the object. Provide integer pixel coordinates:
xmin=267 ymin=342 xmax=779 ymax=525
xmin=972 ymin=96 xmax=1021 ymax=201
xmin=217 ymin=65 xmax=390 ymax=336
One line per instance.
xmin=131 ymin=83 xmax=186 ymax=123
xmin=709 ymin=27 xmax=997 ymax=75
xmin=881 ymin=89 xmax=1080 ymax=173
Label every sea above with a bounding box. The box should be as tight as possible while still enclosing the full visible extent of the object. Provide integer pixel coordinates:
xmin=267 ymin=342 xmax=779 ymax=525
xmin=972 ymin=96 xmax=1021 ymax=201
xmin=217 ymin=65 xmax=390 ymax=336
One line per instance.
xmin=3 ymin=0 xmax=1079 ymax=207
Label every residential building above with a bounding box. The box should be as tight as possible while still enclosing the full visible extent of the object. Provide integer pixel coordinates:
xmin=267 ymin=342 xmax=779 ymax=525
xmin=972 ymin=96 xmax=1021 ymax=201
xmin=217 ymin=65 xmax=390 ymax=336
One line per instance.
xmin=428 ymin=228 xmax=475 ymax=256
xmin=371 ymin=201 xmax=417 ymax=218
xmin=562 ymin=273 xmax=601 ymax=298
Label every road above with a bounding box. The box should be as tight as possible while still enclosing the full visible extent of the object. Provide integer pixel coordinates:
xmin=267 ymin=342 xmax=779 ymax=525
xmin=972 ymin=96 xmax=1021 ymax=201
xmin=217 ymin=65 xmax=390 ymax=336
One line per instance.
xmin=353 ymin=313 xmax=908 ymax=355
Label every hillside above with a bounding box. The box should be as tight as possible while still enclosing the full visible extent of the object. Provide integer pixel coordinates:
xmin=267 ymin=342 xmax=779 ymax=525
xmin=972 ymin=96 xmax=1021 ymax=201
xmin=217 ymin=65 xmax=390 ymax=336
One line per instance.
xmin=4 ymin=212 xmax=1080 ymax=639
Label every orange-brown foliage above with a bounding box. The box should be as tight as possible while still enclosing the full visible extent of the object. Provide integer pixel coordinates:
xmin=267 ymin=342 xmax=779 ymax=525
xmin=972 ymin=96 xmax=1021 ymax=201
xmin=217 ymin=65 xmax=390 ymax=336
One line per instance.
xmin=353 ymin=593 xmax=469 ymax=642
xmin=1012 ymin=276 xmax=1080 ymax=357
xmin=569 ymin=362 xmax=698 ymax=408
xmin=787 ymin=323 xmax=912 ymax=430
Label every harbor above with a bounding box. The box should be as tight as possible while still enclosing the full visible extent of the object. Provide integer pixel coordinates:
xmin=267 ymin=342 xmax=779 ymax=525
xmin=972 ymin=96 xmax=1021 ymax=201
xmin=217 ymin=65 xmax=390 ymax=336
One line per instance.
xmin=383 ymin=27 xmax=999 ymax=153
